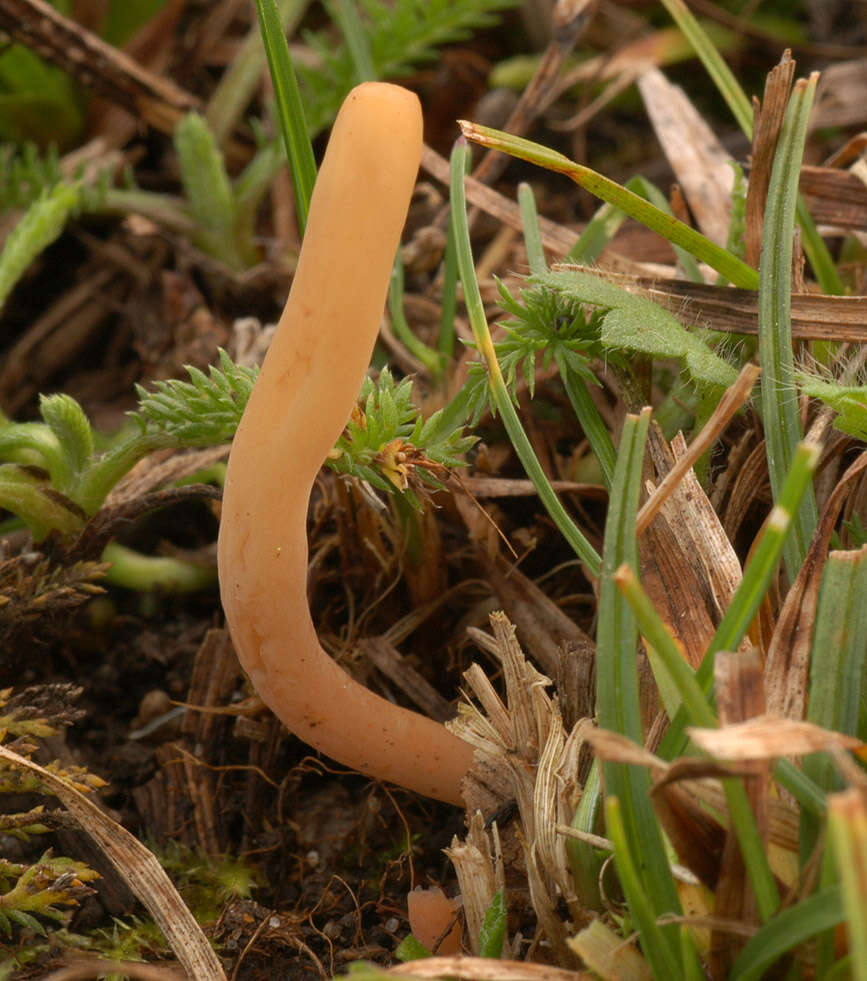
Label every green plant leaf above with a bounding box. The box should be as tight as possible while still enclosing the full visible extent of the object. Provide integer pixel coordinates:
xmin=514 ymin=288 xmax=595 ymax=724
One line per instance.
xmin=535 ymin=269 xmax=738 ymax=391
xmin=394 ymin=935 xmax=431 ymax=961
xmin=206 ymin=0 xmax=307 ymax=145
xmin=0 ymin=182 xmax=80 ymax=312
xmin=38 ymin=394 xmax=94 ymax=483
xmin=827 ymin=790 xmax=867 ymax=981
xmin=604 ymin=796 xmax=682 ymax=978
xmin=132 ymin=350 xmax=258 ymax=446
xmin=174 ymin=112 xmax=251 ymax=268
xmin=478 ymin=889 xmax=506 ymax=958
xmin=799 ymin=375 xmax=867 ymax=442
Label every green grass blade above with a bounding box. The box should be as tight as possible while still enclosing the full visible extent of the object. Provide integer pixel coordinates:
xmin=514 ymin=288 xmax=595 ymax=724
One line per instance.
xmin=565 ymin=195 xmax=629 ymax=265
xmin=329 ymin=0 xmax=376 ymax=83
xmin=206 ymin=0 xmax=308 ymax=145
xmin=517 ymin=182 xmax=546 ymax=276
xmin=615 ymin=565 xmax=716 ymax=728
xmin=388 ymin=255 xmax=444 ymax=378
xmin=567 ymin=174 xmax=703 ymax=282
xmin=630 ymin=175 xmax=704 ymax=283
xmin=253 ymin=0 xmax=317 ymax=234
xmin=729 ymin=885 xmax=844 ymax=981
xmin=617 ymin=564 xmax=780 ymax=920
xmin=450 ymin=139 xmax=601 ymax=576
xmin=774 ymin=758 xmax=826 ymax=818
xmin=459 ymin=121 xmax=758 ymax=289
xmin=828 ymin=789 xmax=867 ymax=981
xmin=758 ymin=74 xmax=819 ymax=579
xmin=802 ymin=547 xmax=867 ymax=855
xmin=515 ymin=182 xmax=619 ymax=484
xmin=604 ymin=796 xmax=681 ymax=978
xmin=658 ymin=0 xmax=752 ymax=136
xmin=719 ymin=772 xmax=780 ymax=921
xmin=705 ymin=441 xmax=819 ymax=662
xmin=806 ymin=546 xmax=867 ymax=767
xmin=438 ymin=217 xmax=459 ymax=360
xmin=597 ymin=409 xmax=681 ymax=951
xmin=566 ymin=759 xmax=604 ymax=911
xmin=680 ymin=925 xmax=704 ymax=981
xmin=553 ymin=349 xmax=617 ymax=490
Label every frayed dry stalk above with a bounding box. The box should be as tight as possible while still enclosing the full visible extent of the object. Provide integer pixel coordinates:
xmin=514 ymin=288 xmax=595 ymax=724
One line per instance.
xmin=448 ymin=611 xmax=595 ymax=963
xmin=446 ymin=811 xmax=509 ymax=957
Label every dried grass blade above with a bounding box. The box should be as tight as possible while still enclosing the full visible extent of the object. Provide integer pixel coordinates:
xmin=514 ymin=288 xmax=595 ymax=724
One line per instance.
xmin=563 ymin=271 xmax=867 ymax=343
xmin=568 ymin=917 xmax=652 ymax=980
xmin=637 ymin=362 xmax=760 ymax=535
xmin=744 ymin=52 xmax=795 ymax=267
xmin=765 ymin=450 xmax=867 ymax=721
xmin=637 ymin=68 xmax=734 ymax=246
xmin=659 ymin=442 xmax=820 ymax=761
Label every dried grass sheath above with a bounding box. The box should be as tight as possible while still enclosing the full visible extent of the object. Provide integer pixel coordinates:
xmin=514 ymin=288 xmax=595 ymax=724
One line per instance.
xmin=218 ymin=83 xmax=473 ymax=805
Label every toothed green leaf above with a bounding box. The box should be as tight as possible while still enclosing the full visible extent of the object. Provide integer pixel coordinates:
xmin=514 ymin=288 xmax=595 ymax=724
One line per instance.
xmin=132 ymin=350 xmax=258 ymax=445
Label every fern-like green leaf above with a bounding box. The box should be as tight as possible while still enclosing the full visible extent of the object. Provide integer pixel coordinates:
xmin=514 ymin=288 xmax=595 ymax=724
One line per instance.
xmin=173 ymin=113 xmax=251 ymax=269
xmin=297 ymin=0 xmax=516 ymax=135
xmin=462 ymin=278 xmax=606 ymax=424
xmin=131 ymin=349 xmax=258 ymax=446
xmin=329 ymin=368 xmax=473 ymax=504
xmin=0 ymin=143 xmax=64 ymax=212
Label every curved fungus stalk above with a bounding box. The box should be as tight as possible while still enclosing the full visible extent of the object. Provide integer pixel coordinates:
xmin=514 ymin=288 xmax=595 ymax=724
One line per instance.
xmin=218 ymin=82 xmax=473 ymax=806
